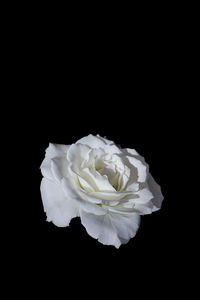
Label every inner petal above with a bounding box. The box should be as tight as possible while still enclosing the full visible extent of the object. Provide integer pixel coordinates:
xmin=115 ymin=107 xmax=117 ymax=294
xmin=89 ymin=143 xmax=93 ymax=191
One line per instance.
xmin=81 ymin=167 xmax=116 ymax=192
xmin=98 ymin=165 xmax=120 ymax=190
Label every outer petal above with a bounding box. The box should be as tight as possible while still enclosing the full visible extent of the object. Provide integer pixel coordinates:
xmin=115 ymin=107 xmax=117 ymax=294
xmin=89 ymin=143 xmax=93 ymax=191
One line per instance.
xmin=122 ymin=148 xmax=146 ymax=165
xmin=76 ymin=134 xmax=112 ymax=148
xmin=148 ymin=174 xmax=164 ymax=211
xmin=46 ymin=143 xmax=70 ymax=158
xmin=80 ymin=210 xmax=140 ymax=248
xmin=126 ymin=156 xmax=147 ymax=183
xmin=76 ymin=134 xmax=121 ymax=154
xmin=40 ymin=157 xmax=54 ymax=180
xmin=40 ymin=178 xmax=79 ymax=227
xmin=134 ymin=187 xmax=154 ymax=204
xmin=123 ymin=148 xmax=139 ymax=156
xmin=51 ymin=157 xmax=69 ymax=183
xmin=67 ymin=143 xmax=90 ymax=166
xmin=119 ymin=181 xmax=163 ymax=215
xmin=121 ymin=187 xmax=154 ymax=214
xmin=40 ymin=143 xmax=70 ymax=180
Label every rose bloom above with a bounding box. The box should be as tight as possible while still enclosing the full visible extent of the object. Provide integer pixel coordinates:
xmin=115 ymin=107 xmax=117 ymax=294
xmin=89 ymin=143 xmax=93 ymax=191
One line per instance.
xmin=40 ymin=134 xmax=163 ymax=248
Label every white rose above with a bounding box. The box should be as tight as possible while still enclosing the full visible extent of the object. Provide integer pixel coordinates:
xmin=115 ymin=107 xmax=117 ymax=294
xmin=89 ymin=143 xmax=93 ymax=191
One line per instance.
xmin=40 ymin=134 xmax=163 ymax=248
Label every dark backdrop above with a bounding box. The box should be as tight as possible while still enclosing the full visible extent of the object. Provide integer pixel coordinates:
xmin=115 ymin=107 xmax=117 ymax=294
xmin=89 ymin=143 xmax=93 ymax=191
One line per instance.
xmin=8 ymin=42 xmax=183 ymax=296
xmin=17 ymin=75 xmax=175 ymax=288
xmin=3 ymin=4 xmax=194 ymax=297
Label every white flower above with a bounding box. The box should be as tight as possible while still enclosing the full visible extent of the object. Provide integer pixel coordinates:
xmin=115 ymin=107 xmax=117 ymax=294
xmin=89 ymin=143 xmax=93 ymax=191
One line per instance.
xmin=40 ymin=134 xmax=163 ymax=248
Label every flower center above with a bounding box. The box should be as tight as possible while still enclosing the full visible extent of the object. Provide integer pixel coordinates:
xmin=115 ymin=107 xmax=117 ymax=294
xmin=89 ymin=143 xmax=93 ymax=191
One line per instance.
xmin=95 ymin=158 xmax=120 ymax=191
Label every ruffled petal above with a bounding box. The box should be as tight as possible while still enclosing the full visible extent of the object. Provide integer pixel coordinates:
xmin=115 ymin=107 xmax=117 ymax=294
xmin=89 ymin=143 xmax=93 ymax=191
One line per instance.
xmin=40 ymin=157 xmax=53 ymax=180
xmin=126 ymin=182 xmax=139 ymax=192
xmin=121 ymin=187 xmax=154 ymax=214
xmin=61 ymin=178 xmax=107 ymax=215
xmin=119 ymin=183 xmax=162 ymax=215
xmin=76 ymin=134 xmax=111 ymax=148
xmin=78 ymin=176 xmax=95 ymax=192
xmin=89 ymin=190 xmax=131 ymax=201
xmin=49 ymin=157 xmax=71 ymax=184
xmin=79 ymin=190 xmax=120 ymax=206
xmin=40 ymin=178 xmax=79 ymax=227
xmin=80 ymin=210 xmax=140 ymax=248
xmin=126 ymin=156 xmax=147 ymax=183
xmin=134 ymin=187 xmax=154 ymax=203
xmin=148 ymin=174 xmax=164 ymax=211
xmin=67 ymin=143 xmax=90 ymax=166
xmin=81 ymin=167 xmax=116 ymax=192
xmin=76 ymin=134 xmax=121 ymax=154
xmin=109 ymin=212 xmax=140 ymax=243
xmin=46 ymin=143 xmax=70 ymax=158
xmin=40 ymin=143 xmax=69 ymax=180
xmin=122 ymin=148 xmax=139 ymax=156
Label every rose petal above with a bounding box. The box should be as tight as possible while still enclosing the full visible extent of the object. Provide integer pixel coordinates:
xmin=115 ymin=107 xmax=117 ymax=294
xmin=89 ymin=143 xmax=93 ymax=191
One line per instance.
xmin=109 ymin=212 xmax=140 ymax=243
xmin=122 ymin=148 xmax=139 ymax=156
xmin=107 ymin=154 xmax=131 ymax=191
xmin=40 ymin=143 xmax=69 ymax=180
xmin=89 ymin=190 xmax=132 ymax=201
xmin=76 ymin=134 xmax=110 ymax=148
xmin=76 ymin=134 xmax=121 ymax=154
xmin=79 ymin=189 xmax=135 ymax=207
xmin=51 ymin=158 xmax=69 ymax=183
xmin=61 ymin=178 xmax=107 ymax=215
xmin=126 ymin=182 xmax=140 ymax=192
xmin=78 ymin=189 xmax=103 ymax=204
xmin=121 ymin=187 xmax=153 ymax=213
xmin=81 ymin=167 xmax=116 ymax=192
xmin=126 ymin=156 xmax=147 ymax=183
xmin=46 ymin=143 xmax=70 ymax=158
xmin=133 ymin=203 xmax=154 ymax=214
xmin=78 ymin=176 xmax=95 ymax=192
xmin=80 ymin=210 xmax=140 ymax=248
xmin=71 ymin=168 xmax=98 ymax=192
xmin=40 ymin=178 xmax=79 ymax=227
xmin=67 ymin=143 xmax=90 ymax=166
xmin=84 ymin=148 xmax=105 ymax=169
xmin=148 ymin=174 xmax=164 ymax=211
xmin=40 ymin=157 xmax=53 ymax=180
xmin=134 ymin=187 xmax=154 ymax=203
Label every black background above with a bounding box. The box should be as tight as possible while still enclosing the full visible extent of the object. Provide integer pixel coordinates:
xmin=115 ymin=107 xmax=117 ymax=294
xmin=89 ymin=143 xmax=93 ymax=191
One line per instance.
xmin=6 ymin=20 xmax=188 ymax=296
xmin=17 ymin=71 xmax=176 ymax=291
